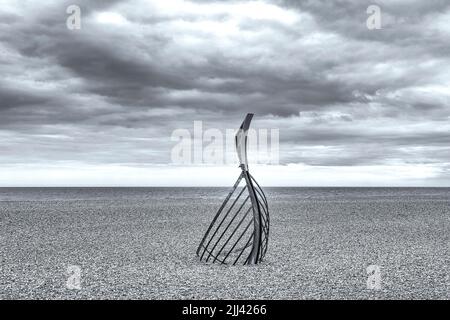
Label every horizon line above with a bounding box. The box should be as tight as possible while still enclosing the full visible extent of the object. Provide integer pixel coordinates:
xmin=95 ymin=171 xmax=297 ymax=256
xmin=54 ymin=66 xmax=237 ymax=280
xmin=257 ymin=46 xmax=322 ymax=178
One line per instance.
xmin=1 ymin=185 xmax=449 ymax=188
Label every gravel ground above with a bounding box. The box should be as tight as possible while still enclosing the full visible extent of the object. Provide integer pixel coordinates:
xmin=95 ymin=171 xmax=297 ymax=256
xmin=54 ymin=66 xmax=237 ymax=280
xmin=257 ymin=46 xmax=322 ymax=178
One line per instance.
xmin=0 ymin=187 xmax=449 ymax=299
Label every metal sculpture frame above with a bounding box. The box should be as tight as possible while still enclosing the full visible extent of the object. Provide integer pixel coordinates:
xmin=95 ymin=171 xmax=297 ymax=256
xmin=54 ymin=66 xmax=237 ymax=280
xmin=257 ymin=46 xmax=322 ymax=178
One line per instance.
xmin=197 ymin=114 xmax=269 ymax=265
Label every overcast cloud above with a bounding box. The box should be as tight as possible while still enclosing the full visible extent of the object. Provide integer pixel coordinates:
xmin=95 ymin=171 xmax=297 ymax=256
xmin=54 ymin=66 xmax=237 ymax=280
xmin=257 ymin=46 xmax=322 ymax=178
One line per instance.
xmin=0 ymin=0 xmax=449 ymax=186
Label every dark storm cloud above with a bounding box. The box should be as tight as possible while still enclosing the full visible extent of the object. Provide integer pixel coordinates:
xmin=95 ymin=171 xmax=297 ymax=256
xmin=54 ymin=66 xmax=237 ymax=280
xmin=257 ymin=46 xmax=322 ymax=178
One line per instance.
xmin=0 ymin=0 xmax=449 ymax=184
xmin=0 ymin=87 xmax=51 ymax=110
xmin=281 ymin=0 xmax=450 ymax=42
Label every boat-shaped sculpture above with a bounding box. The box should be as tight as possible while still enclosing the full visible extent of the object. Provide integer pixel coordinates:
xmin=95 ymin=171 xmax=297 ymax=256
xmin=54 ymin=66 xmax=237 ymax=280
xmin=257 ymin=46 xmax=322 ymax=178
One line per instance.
xmin=197 ymin=113 xmax=269 ymax=265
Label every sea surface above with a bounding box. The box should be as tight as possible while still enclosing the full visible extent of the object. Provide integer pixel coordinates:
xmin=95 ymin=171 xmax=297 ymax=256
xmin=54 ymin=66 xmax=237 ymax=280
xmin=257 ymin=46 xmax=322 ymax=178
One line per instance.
xmin=1 ymin=187 xmax=449 ymax=299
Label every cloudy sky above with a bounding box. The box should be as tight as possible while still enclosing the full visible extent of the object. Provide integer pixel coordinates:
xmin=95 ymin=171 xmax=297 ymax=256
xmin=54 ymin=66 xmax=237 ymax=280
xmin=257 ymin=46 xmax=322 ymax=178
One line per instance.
xmin=0 ymin=0 xmax=449 ymax=186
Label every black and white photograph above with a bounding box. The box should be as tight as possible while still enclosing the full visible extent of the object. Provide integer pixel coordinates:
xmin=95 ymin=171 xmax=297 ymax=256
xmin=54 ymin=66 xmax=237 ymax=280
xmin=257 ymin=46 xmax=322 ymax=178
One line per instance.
xmin=0 ymin=0 xmax=449 ymax=306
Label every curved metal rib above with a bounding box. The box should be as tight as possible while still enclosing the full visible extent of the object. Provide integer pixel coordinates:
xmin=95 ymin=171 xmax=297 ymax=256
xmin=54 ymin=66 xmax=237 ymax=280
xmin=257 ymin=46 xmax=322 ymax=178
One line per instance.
xmin=197 ymin=114 xmax=270 ymax=265
xmin=235 ymin=113 xmax=253 ymax=171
